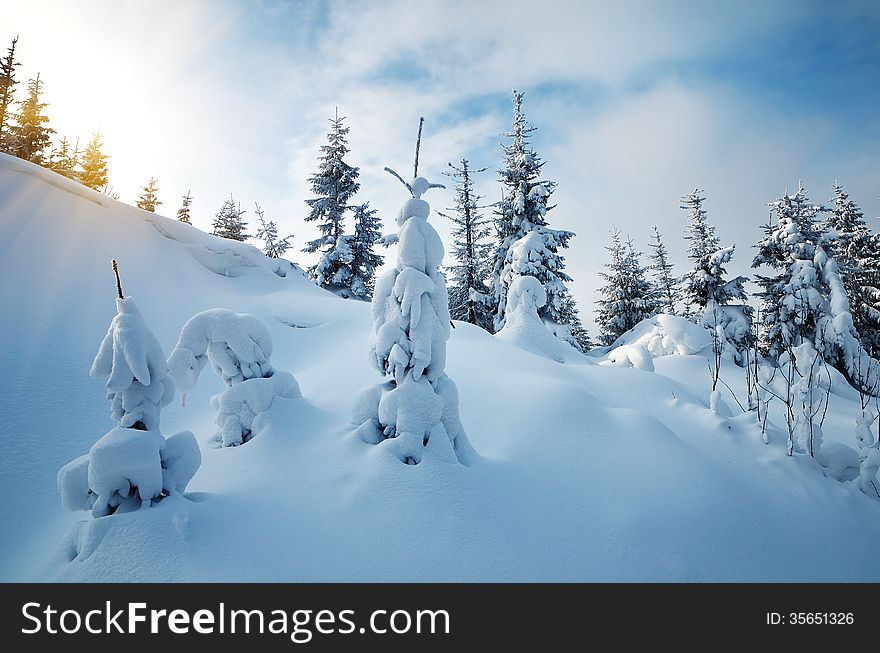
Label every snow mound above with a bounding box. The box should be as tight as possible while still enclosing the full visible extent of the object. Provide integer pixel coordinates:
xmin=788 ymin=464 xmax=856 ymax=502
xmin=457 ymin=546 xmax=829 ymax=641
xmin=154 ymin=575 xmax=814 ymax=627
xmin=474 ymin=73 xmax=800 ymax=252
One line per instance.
xmin=212 ymin=371 xmax=302 ymax=446
xmin=604 ymin=314 xmax=712 ymax=359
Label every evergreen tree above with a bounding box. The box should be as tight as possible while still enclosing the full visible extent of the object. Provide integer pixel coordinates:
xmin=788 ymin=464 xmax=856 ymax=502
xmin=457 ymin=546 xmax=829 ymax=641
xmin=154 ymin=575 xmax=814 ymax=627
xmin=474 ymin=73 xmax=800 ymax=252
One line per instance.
xmin=827 ymin=182 xmax=880 ymax=357
xmin=0 ymin=36 xmax=21 ymax=153
xmin=46 ymin=136 xmax=79 ymax=178
xmin=303 ymin=110 xmax=360 ymax=288
xmin=349 ymin=202 xmax=383 ymax=298
xmin=212 ymin=195 xmax=249 ymax=241
xmin=681 ymin=189 xmax=720 ymax=316
xmin=136 ymin=177 xmax=161 ymax=212
xmin=10 ymin=73 xmax=55 ymax=163
xmin=648 ymin=225 xmax=680 ymax=315
xmin=77 ymin=130 xmax=109 ymax=190
xmin=596 ymin=230 xmax=655 ymax=345
xmin=492 ymin=90 xmax=585 ymax=348
xmin=440 ymin=159 xmax=494 ymax=331
xmin=254 ymin=203 xmax=293 ymax=258
xmin=177 ymin=190 xmax=193 ymax=224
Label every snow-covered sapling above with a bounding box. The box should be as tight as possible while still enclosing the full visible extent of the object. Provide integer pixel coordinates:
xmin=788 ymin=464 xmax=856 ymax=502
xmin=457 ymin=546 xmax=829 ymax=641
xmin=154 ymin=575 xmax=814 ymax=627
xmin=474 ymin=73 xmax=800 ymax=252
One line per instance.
xmin=353 ymin=120 xmax=474 ymax=465
xmin=167 ymin=308 xmax=300 ymax=446
xmin=58 ymin=260 xmax=200 ymax=517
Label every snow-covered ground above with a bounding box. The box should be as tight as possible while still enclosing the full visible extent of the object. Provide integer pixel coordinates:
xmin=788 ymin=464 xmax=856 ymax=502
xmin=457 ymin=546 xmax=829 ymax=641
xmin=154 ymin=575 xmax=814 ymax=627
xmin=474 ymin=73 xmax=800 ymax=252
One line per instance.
xmin=1 ymin=152 xmax=878 ymax=582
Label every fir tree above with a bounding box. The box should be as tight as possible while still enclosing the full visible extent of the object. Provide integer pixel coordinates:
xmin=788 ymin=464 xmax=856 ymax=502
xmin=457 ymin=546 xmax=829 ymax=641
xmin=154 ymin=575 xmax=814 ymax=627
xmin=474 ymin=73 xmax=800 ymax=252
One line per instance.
xmin=10 ymin=73 xmax=55 ymax=163
xmin=303 ymin=109 xmax=360 ymax=288
xmin=828 ymin=182 xmax=880 ymax=357
xmin=78 ymin=130 xmax=109 ymax=190
xmin=596 ymin=230 xmax=655 ymax=345
xmin=648 ymin=225 xmax=680 ymax=315
xmin=492 ymin=90 xmax=585 ymax=348
xmin=177 ymin=190 xmax=193 ymax=224
xmin=254 ymin=203 xmax=293 ymax=258
xmin=0 ymin=36 xmax=21 ymax=153
xmin=136 ymin=177 xmax=161 ymax=212
xmin=46 ymin=136 xmax=79 ymax=178
xmin=349 ymin=202 xmax=383 ymax=298
xmin=212 ymin=195 xmax=249 ymax=241
xmin=681 ymin=189 xmax=720 ymax=316
xmin=440 ymin=159 xmax=494 ymax=331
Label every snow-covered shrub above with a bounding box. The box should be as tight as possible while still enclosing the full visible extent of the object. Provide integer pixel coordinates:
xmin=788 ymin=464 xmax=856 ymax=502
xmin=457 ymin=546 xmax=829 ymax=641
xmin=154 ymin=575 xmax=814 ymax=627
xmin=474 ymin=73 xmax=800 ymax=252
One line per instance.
xmin=602 ymin=314 xmax=712 ymax=359
xmin=355 ymin=173 xmax=474 ymax=465
xmin=59 ymin=294 xmax=201 ymax=518
xmin=168 ymin=308 xmax=300 ymax=447
xmin=496 ymin=275 xmax=578 ymax=363
xmin=855 ymin=413 xmax=880 ymax=496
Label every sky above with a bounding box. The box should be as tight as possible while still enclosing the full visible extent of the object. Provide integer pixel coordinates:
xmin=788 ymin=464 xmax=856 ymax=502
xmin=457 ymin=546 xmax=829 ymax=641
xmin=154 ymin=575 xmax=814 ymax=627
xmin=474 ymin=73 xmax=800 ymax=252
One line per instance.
xmin=4 ymin=0 xmax=880 ymax=331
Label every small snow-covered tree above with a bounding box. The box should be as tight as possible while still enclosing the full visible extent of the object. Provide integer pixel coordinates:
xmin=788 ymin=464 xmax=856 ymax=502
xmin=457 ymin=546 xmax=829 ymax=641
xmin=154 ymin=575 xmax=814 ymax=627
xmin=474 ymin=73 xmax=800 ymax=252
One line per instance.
xmin=57 ymin=261 xmax=200 ymax=518
xmin=0 ymin=36 xmax=21 ymax=153
xmin=254 ymin=203 xmax=293 ymax=259
xmin=9 ymin=73 xmax=55 ymax=164
xmin=596 ymin=230 xmax=656 ymax=345
xmin=303 ymin=110 xmax=360 ymax=288
xmin=167 ymin=308 xmax=301 ymax=446
xmin=77 ymin=130 xmax=109 ymax=191
xmin=439 ymin=159 xmax=493 ymax=331
xmin=349 ymin=202 xmax=383 ymax=298
xmin=681 ymin=189 xmax=721 ymax=316
xmin=136 ymin=177 xmax=161 ymax=213
xmin=648 ymin=225 xmax=680 ymax=315
xmin=353 ymin=124 xmax=474 ymax=466
xmin=828 ymin=182 xmax=880 ymax=357
xmin=492 ymin=91 xmax=585 ymax=348
xmin=177 ymin=190 xmax=193 ymax=224
xmin=46 ymin=136 xmax=79 ymax=179
xmin=212 ymin=195 xmax=249 ymax=241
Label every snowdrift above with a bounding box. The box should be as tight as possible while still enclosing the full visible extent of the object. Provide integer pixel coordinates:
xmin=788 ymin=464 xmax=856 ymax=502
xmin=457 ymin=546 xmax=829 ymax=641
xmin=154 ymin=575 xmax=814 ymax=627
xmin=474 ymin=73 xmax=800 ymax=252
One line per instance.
xmin=2 ymin=153 xmax=880 ymax=582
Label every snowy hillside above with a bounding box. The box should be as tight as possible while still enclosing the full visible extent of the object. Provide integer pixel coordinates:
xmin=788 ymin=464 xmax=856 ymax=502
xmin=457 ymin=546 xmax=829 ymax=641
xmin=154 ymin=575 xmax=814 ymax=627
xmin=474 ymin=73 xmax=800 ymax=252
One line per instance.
xmin=1 ymin=152 xmax=879 ymax=582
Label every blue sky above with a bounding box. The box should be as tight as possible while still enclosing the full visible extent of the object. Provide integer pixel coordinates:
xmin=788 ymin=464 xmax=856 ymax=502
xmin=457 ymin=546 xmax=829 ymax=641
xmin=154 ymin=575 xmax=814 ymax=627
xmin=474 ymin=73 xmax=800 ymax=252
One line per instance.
xmin=5 ymin=0 xmax=879 ymax=329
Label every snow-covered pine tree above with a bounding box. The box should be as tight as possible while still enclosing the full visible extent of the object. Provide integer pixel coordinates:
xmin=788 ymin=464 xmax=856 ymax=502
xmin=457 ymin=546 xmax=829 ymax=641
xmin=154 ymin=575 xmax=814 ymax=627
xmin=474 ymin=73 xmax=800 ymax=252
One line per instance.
xmin=492 ymin=91 xmax=586 ymax=348
xmin=136 ymin=177 xmax=161 ymax=213
xmin=353 ymin=122 xmax=474 ymax=466
xmin=596 ymin=230 xmax=656 ymax=345
xmin=349 ymin=202 xmax=383 ymax=298
xmin=77 ymin=130 xmax=109 ymax=191
xmin=648 ymin=225 xmax=680 ymax=315
xmin=254 ymin=203 xmax=293 ymax=259
xmin=303 ymin=110 xmax=360 ymax=290
xmin=57 ymin=260 xmax=200 ymax=517
xmin=177 ymin=190 xmax=193 ymax=224
xmin=46 ymin=136 xmax=79 ymax=179
xmin=9 ymin=73 xmax=55 ymax=164
xmin=439 ymin=159 xmax=494 ymax=331
xmin=681 ymin=189 xmax=721 ymax=317
xmin=212 ymin=195 xmax=249 ymax=241
xmin=0 ymin=36 xmax=21 ymax=153
xmin=698 ymin=245 xmax=752 ymax=359
xmin=828 ymin=182 xmax=880 ymax=357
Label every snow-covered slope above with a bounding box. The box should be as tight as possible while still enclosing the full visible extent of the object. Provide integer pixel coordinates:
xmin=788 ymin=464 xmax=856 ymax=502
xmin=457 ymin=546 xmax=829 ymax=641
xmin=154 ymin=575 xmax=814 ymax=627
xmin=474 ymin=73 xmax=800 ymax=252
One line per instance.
xmin=1 ymin=153 xmax=878 ymax=582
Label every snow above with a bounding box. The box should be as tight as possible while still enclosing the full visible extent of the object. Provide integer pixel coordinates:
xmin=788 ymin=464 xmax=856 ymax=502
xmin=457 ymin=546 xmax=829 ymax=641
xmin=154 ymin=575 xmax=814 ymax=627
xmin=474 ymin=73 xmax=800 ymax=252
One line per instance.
xmin=3 ymin=153 xmax=880 ymax=581
xmin=212 ymin=371 xmax=301 ymax=446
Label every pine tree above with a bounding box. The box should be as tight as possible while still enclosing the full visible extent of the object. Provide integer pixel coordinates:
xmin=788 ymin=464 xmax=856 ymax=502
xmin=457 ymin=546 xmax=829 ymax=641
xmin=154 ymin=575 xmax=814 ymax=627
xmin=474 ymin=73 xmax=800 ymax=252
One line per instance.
xmin=212 ymin=195 xmax=249 ymax=241
xmin=752 ymin=185 xmax=828 ymax=360
xmin=349 ymin=202 xmax=383 ymax=298
xmin=0 ymin=36 xmax=21 ymax=153
xmin=648 ymin=225 xmax=680 ymax=315
xmin=9 ymin=73 xmax=55 ymax=164
xmin=177 ymin=190 xmax=193 ymax=224
xmin=46 ymin=136 xmax=79 ymax=178
xmin=254 ymin=203 xmax=293 ymax=258
xmin=77 ymin=130 xmax=109 ymax=190
xmin=828 ymin=182 xmax=880 ymax=357
xmin=303 ymin=109 xmax=360 ymax=288
xmin=492 ymin=90 xmax=585 ymax=348
xmin=596 ymin=230 xmax=655 ymax=345
xmin=136 ymin=177 xmax=161 ymax=212
xmin=440 ymin=159 xmax=494 ymax=331
xmin=681 ymin=189 xmax=721 ymax=316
